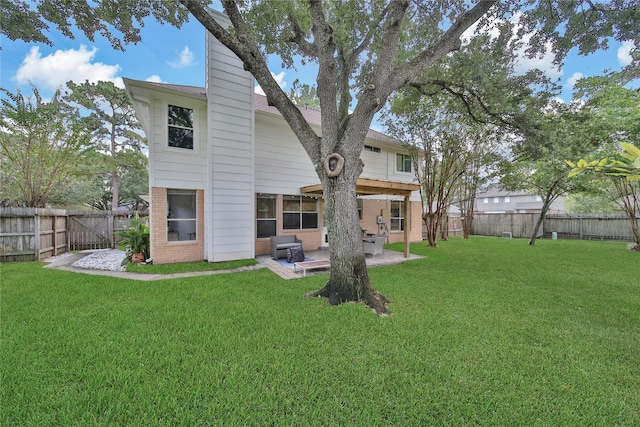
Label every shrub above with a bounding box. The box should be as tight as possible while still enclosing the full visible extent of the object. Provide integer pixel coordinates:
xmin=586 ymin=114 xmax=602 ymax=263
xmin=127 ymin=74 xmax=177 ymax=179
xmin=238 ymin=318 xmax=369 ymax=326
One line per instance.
xmin=116 ymin=213 xmax=150 ymax=265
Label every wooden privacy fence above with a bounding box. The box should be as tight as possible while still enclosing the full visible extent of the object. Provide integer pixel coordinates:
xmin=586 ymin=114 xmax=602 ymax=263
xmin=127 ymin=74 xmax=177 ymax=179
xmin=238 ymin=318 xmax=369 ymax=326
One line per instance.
xmin=468 ymin=213 xmax=638 ymax=242
xmin=543 ymin=214 xmax=638 ymax=242
xmin=423 ymin=215 xmax=464 ymax=239
xmin=471 ymin=213 xmax=541 ymax=238
xmin=0 ymin=208 xmax=148 ymax=262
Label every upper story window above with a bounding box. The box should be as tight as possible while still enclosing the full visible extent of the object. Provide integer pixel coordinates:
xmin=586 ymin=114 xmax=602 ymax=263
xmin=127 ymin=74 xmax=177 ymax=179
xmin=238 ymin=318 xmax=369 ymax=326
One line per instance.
xmin=364 ymin=145 xmax=381 ymax=153
xmin=168 ymin=105 xmax=194 ymax=150
xmin=396 ymin=153 xmax=412 ymax=173
xmin=283 ymin=195 xmax=318 ymax=230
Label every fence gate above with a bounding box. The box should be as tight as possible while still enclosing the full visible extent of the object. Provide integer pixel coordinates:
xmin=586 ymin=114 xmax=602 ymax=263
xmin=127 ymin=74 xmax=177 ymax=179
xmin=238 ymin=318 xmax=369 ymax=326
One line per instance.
xmin=68 ymin=213 xmax=114 ymax=251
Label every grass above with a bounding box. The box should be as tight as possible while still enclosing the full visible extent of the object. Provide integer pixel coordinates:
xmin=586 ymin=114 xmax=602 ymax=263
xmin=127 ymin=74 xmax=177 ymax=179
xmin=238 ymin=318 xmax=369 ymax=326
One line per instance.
xmin=2 ymin=237 xmax=639 ymax=425
xmin=125 ymin=258 xmax=258 ymax=274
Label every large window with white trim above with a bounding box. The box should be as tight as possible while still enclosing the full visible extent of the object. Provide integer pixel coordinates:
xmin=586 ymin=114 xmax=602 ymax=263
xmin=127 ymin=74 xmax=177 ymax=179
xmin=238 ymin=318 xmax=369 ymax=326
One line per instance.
xmin=283 ymin=195 xmax=318 ymax=230
xmin=167 ymin=189 xmax=197 ymax=241
xmin=168 ymin=105 xmax=194 ymax=149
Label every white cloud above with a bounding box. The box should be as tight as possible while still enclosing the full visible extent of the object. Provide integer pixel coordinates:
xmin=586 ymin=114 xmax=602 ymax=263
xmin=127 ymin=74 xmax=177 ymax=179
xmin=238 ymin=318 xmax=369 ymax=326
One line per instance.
xmin=14 ymin=45 xmax=122 ymax=90
xmin=254 ymin=71 xmax=287 ymax=95
xmin=168 ymin=46 xmax=195 ymax=69
xmin=145 ymin=75 xmax=167 ymax=83
xmin=617 ymin=40 xmax=634 ymax=67
xmin=512 ymin=35 xmax=562 ymax=80
xmin=567 ymin=72 xmax=584 ymax=89
xmin=463 ymin=14 xmax=562 ymax=80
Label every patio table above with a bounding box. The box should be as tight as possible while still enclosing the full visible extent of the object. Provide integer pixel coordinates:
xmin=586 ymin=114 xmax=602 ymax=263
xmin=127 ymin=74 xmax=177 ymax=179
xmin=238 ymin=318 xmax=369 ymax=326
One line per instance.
xmin=293 ymin=259 xmax=331 ymax=277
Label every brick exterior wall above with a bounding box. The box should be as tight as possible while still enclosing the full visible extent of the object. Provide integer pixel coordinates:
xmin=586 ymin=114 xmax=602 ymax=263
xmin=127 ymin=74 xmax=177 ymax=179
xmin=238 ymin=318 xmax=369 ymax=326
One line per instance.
xmin=254 ymin=195 xmax=423 ymax=256
xmin=254 ymin=194 xmax=322 ymax=256
xmin=359 ymin=199 xmax=423 ymax=244
xmin=150 ymin=187 xmax=205 ymax=264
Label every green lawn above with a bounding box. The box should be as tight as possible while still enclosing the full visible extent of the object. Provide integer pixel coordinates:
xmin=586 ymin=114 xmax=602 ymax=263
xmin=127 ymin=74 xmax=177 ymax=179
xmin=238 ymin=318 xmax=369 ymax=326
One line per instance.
xmin=2 ymin=237 xmax=639 ymax=425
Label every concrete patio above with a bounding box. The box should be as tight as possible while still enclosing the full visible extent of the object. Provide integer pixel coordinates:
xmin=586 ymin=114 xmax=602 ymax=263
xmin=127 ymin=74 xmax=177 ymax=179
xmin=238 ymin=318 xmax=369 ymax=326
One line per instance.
xmin=256 ymin=248 xmax=424 ymax=279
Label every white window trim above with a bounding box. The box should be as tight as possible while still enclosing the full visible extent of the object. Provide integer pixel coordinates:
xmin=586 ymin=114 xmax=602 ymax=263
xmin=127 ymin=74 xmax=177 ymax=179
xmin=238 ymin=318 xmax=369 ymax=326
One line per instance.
xmin=390 ymin=200 xmax=405 ymax=232
xmin=167 ymin=189 xmax=197 ymax=243
xmin=395 ymin=153 xmax=412 ymax=174
xmin=165 ymin=103 xmax=198 ymax=153
xmin=256 ymin=194 xmax=278 ymax=239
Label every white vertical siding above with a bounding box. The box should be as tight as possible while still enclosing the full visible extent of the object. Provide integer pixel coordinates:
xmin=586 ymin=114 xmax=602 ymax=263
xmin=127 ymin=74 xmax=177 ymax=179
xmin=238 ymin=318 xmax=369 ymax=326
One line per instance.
xmin=147 ymin=94 xmax=207 ymax=190
xmin=254 ymin=114 xmax=320 ymax=195
xmin=205 ymin=11 xmax=255 ymax=262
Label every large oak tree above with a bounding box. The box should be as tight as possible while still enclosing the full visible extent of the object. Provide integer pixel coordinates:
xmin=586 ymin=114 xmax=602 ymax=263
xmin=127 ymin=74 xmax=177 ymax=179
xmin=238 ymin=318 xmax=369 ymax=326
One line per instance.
xmin=5 ymin=0 xmax=638 ymax=313
xmin=65 ymin=80 xmax=146 ymax=211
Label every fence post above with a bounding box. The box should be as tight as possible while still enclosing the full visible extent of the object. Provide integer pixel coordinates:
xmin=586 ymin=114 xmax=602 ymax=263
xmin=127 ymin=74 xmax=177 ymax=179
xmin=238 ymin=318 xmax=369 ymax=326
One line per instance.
xmin=52 ymin=213 xmax=57 ymax=256
xmin=65 ymin=212 xmax=70 ymax=252
xmin=33 ymin=209 xmax=40 ymax=261
xmin=579 ymin=216 xmax=583 ymax=240
xmin=108 ymin=211 xmax=114 ymax=249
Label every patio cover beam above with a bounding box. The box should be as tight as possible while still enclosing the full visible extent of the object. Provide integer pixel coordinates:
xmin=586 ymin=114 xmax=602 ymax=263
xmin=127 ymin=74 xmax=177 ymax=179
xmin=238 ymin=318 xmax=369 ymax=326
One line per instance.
xmin=301 ymin=178 xmax=420 ymax=257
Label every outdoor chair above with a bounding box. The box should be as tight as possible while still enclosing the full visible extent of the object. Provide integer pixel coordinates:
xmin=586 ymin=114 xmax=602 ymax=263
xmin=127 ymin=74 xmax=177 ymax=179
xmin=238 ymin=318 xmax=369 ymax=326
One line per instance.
xmin=363 ymin=234 xmax=385 ymax=258
xmin=270 ymin=235 xmax=303 ymax=259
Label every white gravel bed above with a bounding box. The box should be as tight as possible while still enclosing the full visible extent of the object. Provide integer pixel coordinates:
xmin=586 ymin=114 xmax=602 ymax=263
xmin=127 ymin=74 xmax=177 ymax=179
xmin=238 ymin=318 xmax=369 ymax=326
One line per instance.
xmin=71 ymin=249 xmax=127 ymax=272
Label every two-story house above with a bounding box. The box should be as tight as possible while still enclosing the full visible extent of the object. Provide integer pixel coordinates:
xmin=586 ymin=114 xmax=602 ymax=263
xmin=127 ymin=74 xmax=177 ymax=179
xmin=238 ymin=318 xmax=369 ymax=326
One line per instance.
xmin=124 ymin=11 xmax=421 ymax=265
xmin=475 ymin=184 xmax=566 ymax=214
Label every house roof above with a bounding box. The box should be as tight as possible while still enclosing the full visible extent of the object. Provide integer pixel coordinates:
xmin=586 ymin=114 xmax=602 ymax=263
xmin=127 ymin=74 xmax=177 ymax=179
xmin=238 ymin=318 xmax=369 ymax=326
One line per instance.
xmin=145 ymin=82 xmax=207 ymax=98
xmin=476 ymin=183 xmax=531 ymax=198
xmin=141 ymin=80 xmax=398 ymax=145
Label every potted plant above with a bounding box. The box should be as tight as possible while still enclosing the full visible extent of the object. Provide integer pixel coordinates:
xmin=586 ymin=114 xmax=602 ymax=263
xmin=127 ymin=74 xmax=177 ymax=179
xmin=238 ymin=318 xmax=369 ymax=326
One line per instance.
xmin=116 ymin=213 xmax=150 ymax=266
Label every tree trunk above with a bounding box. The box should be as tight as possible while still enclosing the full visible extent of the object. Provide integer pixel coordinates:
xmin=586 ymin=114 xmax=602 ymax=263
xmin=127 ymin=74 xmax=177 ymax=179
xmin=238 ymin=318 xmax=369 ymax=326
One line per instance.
xmin=462 ymin=213 xmax=473 ymax=239
xmin=613 ymin=178 xmax=640 ymax=250
xmin=439 ymin=214 xmax=449 ymax=241
xmin=304 ymin=181 xmax=390 ymax=314
xmin=111 ymin=169 xmax=119 ymax=211
xmin=530 ymin=181 xmax=561 ymax=246
xmin=303 ymin=156 xmax=390 ymax=315
xmin=460 ymin=195 xmax=476 ymax=239
xmin=110 ymin=125 xmax=118 ymax=211
xmin=529 ymin=206 xmax=549 ymax=246
xmin=627 ymin=211 xmax=640 ymax=250
xmin=423 ymin=211 xmax=440 ymax=247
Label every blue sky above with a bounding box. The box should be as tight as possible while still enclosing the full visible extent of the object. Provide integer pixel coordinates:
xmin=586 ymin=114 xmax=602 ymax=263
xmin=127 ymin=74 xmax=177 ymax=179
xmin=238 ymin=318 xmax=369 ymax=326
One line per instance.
xmin=1 ymin=7 xmax=635 ymax=129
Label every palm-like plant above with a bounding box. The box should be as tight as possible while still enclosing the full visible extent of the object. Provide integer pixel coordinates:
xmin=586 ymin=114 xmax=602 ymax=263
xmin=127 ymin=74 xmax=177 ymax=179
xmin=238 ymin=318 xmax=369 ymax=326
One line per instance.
xmin=116 ymin=213 xmax=150 ymax=265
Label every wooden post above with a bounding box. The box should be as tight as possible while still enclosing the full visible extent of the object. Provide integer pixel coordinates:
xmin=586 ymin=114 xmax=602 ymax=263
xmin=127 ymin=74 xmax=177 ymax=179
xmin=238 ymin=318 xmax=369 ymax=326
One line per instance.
xmin=579 ymin=216 xmax=583 ymax=240
xmin=33 ymin=209 xmax=40 ymax=261
xmin=108 ymin=211 xmax=115 ymax=249
xmin=52 ymin=214 xmax=57 ymax=256
xmin=403 ymin=195 xmax=410 ymax=258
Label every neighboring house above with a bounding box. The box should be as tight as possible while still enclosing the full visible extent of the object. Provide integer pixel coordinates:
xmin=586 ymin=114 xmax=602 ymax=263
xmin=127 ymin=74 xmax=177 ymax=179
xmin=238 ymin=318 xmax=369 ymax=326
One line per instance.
xmin=124 ymin=11 xmax=421 ymax=264
xmin=474 ymin=184 xmax=566 ymax=214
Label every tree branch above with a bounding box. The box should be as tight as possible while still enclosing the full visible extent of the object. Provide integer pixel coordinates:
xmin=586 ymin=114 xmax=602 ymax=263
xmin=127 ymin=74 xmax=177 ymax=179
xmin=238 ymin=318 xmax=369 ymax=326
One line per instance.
xmin=308 ymin=0 xmax=339 ymax=154
xmin=178 ymin=0 xmax=321 ymax=161
xmin=289 ymin=11 xmax=317 ymax=57
xmin=389 ymin=0 xmax=498 ymax=90
xmin=409 ymin=79 xmax=526 ymax=132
